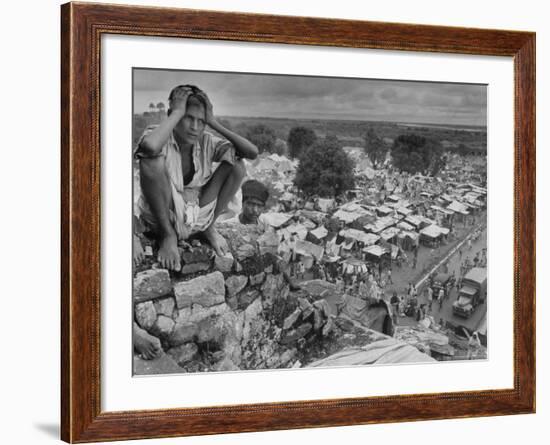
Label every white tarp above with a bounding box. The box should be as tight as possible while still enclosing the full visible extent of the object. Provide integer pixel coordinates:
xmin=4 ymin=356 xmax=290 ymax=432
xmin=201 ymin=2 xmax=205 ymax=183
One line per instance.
xmin=339 ymin=228 xmax=380 ymax=246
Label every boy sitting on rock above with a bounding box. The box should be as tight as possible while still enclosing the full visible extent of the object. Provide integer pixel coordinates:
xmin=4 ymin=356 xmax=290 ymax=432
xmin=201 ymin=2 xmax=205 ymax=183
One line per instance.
xmin=135 ymin=84 xmax=258 ymax=271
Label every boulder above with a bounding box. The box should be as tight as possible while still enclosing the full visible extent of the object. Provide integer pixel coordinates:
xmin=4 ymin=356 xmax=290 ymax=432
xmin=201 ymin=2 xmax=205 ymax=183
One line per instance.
xmin=180 ymin=262 xmax=210 ymax=275
xmin=150 ymin=315 xmax=175 ymax=339
xmin=313 ymin=308 xmax=324 ymax=331
xmin=134 ymin=301 xmax=157 ymax=331
xmin=215 ymin=252 xmax=234 ymax=273
xmin=154 ymin=297 xmax=176 ymax=318
xmin=283 ymin=307 xmax=302 ymax=330
xmin=261 ymin=273 xmax=288 ymax=308
xmin=322 ymin=317 xmax=335 ymax=336
xmin=167 ymin=343 xmax=199 ymax=366
xmin=242 ymin=298 xmax=264 ymax=346
xmin=236 ymin=288 xmax=260 ymax=310
xmin=249 ymin=271 xmax=266 ymax=286
xmin=196 ymin=316 xmax=225 ymax=344
xmin=134 ymin=269 xmax=172 ymax=303
xmin=175 ymin=303 xmax=230 ymax=326
xmin=180 ymin=246 xmax=213 ymax=265
xmin=225 ymin=275 xmax=248 ymax=297
xmin=313 ymin=299 xmax=331 ymax=318
xmin=280 ymin=323 xmax=312 ymax=345
xmin=174 ymin=271 xmax=225 ymax=308
xmin=258 ymin=231 xmax=279 ymax=255
xmin=168 ymin=322 xmax=198 ymax=347
xmin=298 ymin=297 xmax=314 ymax=319
xmin=299 ymin=279 xmax=337 ymax=299
xmin=235 ymin=243 xmax=257 ymax=261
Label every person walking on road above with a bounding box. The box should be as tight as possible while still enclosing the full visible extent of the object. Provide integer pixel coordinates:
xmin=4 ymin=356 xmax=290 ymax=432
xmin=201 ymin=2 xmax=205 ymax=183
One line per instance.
xmin=427 ymin=286 xmax=434 ymax=311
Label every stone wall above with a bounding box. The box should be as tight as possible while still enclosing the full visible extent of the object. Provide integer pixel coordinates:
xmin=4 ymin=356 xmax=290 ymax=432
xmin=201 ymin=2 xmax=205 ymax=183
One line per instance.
xmin=133 ymin=224 xmax=344 ymax=375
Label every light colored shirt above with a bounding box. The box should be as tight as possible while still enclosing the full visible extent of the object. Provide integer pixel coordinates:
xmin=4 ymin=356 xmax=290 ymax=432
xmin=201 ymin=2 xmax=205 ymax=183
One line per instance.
xmin=135 ymin=126 xmax=237 ymax=238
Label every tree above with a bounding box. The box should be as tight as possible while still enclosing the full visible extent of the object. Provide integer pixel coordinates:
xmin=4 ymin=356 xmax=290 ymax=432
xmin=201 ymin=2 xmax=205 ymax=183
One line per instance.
xmin=363 ymin=127 xmax=388 ymax=168
xmin=287 ymin=126 xmax=317 ymax=159
xmin=391 ymin=134 xmax=445 ymax=176
xmin=148 ymin=102 xmax=156 ymax=113
xmin=156 ymin=102 xmax=166 ymax=113
xmin=245 ymin=124 xmax=277 ymax=154
xmin=294 ymin=135 xmax=355 ymax=198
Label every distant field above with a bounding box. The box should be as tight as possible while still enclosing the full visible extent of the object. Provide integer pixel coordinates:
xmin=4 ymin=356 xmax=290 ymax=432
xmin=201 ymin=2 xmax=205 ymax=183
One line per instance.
xmin=132 ymin=112 xmax=487 ymax=153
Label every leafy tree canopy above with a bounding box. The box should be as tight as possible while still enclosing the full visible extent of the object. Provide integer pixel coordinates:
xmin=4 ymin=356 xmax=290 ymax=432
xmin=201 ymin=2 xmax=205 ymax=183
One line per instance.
xmin=363 ymin=127 xmax=388 ymax=168
xmin=287 ymin=126 xmax=317 ymax=159
xmin=245 ymin=124 xmax=277 ymax=154
xmin=294 ymin=135 xmax=355 ymax=198
xmin=156 ymin=102 xmax=165 ymax=111
xmin=391 ymin=134 xmax=446 ymax=176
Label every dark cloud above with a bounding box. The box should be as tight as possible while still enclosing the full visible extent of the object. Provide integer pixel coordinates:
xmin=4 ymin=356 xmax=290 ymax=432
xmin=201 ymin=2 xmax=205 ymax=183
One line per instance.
xmin=134 ymin=68 xmax=486 ymax=126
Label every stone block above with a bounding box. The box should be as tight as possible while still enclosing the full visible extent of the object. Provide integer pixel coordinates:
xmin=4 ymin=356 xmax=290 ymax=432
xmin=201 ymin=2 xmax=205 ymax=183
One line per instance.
xmin=150 ymin=315 xmax=175 ymax=339
xmin=249 ymin=271 xmax=265 ymax=286
xmin=225 ymin=275 xmax=248 ymax=297
xmin=180 ymin=246 xmax=213 ymax=264
xmin=237 ymin=289 xmax=260 ymax=310
xmin=167 ymin=342 xmax=199 ymax=366
xmin=283 ymin=307 xmax=302 ymax=330
xmin=168 ymin=322 xmax=198 ymax=347
xmin=154 ymin=297 xmax=176 ymax=318
xmin=280 ymin=323 xmax=312 ymax=345
xmin=215 ymin=252 xmax=234 ymax=273
xmin=134 ymin=269 xmax=172 ymax=303
xmin=135 ymin=301 xmax=157 ymax=331
xmin=322 ymin=317 xmax=334 ymax=336
xmin=174 ymin=271 xmax=225 ymax=309
xmin=180 ymin=262 xmax=210 ymax=275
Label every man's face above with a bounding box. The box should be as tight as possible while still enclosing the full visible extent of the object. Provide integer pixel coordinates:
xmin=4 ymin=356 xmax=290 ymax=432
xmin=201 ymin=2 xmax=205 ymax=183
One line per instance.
xmin=242 ymin=198 xmax=265 ymax=224
xmin=177 ymin=102 xmax=206 ymax=145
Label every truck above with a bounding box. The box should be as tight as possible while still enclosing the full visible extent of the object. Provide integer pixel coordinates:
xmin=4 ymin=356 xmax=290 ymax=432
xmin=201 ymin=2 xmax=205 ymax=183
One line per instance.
xmin=452 ymin=267 xmax=487 ymax=318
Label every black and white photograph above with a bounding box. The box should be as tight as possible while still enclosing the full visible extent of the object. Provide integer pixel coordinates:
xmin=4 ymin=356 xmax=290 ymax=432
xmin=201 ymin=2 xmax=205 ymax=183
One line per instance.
xmin=132 ymin=68 xmax=488 ymax=376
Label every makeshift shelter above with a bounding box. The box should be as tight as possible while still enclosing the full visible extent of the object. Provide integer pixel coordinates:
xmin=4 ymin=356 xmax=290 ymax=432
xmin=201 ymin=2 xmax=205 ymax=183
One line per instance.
xmin=339 ymin=228 xmax=380 ymax=247
xmin=362 ymin=244 xmax=390 ymax=265
xmin=307 ymin=226 xmax=329 ymax=244
xmin=261 ymin=212 xmax=293 ymax=229
xmin=376 ymin=205 xmax=394 ymax=217
xmin=420 ymin=224 xmax=444 ymax=246
xmin=294 ymin=239 xmax=324 ymax=262
xmin=341 ymin=258 xmax=368 ymax=276
xmin=397 ymin=230 xmax=420 ymax=251
xmin=380 ymin=227 xmax=401 ymax=244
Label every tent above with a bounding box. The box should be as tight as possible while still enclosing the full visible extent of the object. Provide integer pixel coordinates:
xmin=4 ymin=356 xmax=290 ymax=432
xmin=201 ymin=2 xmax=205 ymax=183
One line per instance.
xmin=339 ymin=228 xmax=380 ymax=246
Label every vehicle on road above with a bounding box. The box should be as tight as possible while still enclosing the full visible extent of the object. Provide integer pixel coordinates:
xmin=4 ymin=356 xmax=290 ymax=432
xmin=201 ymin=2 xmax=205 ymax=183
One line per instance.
xmin=431 ymin=273 xmax=453 ymax=300
xmin=452 ymin=267 xmax=487 ymax=318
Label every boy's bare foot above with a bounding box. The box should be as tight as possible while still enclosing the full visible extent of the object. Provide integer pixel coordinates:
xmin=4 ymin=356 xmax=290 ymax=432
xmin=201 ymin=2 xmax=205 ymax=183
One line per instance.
xmin=133 ymin=234 xmax=145 ymax=266
xmin=203 ymin=225 xmax=229 ymax=256
xmin=158 ymin=233 xmax=181 ymax=271
xmin=134 ymin=323 xmax=163 ymax=360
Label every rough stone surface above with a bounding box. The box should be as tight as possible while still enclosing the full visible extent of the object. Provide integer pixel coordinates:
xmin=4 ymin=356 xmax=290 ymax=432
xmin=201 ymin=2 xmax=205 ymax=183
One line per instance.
xmin=313 ymin=308 xmax=324 ymax=331
xmin=258 ymin=231 xmax=279 ymax=255
xmin=174 ymin=271 xmax=225 ymax=308
xmin=279 ymin=348 xmax=297 ymax=366
xmin=236 ymin=244 xmax=257 ymax=261
xmin=134 ymin=269 xmax=172 ymax=303
xmin=225 ymin=275 xmax=248 ymax=297
xmin=298 ymin=297 xmax=314 ymax=319
xmin=300 ymin=279 xmax=337 ymax=299
xmin=313 ymin=299 xmax=331 ymax=319
xmin=154 ymin=297 xmax=176 ymax=318
xmin=167 ymin=343 xmax=199 ymax=366
xmin=249 ymin=271 xmax=265 ymax=286
xmin=196 ymin=316 xmax=225 ymax=344
xmin=168 ymin=322 xmax=198 ymax=347
xmin=174 ymin=303 xmax=230 ymax=330
xmin=133 ymin=354 xmax=183 ymax=375
xmin=180 ymin=246 xmax=213 ymax=265
xmin=135 ymin=301 xmax=157 ymax=331
xmin=236 ymin=289 xmax=260 ymax=310
xmin=335 ymin=316 xmax=355 ymax=332
xmin=261 ymin=273 xmax=288 ymax=308
xmin=283 ymin=307 xmax=302 ymax=330
xmin=280 ymin=323 xmax=313 ymax=345
xmin=242 ymin=298 xmax=264 ymax=346
xmin=150 ymin=315 xmax=175 ymax=338
xmin=322 ymin=317 xmax=335 ymax=336
xmin=215 ymin=252 xmax=234 ymax=273
xmin=180 ymin=262 xmax=210 ymax=275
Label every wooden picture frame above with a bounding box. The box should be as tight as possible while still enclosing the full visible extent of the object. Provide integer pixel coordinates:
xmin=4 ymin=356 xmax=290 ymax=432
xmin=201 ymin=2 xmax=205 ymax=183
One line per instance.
xmin=61 ymin=2 xmax=535 ymax=442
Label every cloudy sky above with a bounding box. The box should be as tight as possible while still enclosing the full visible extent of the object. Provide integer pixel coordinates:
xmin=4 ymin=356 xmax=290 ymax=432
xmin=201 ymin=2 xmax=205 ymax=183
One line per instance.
xmin=134 ymin=68 xmax=486 ymax=126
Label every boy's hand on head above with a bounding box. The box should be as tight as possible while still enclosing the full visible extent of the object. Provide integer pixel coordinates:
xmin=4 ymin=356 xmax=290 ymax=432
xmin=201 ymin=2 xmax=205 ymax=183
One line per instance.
xmin=197 ymin=91 xmax=215 ymax=125
xmin=170 ymin=86 xmax=192 ymax=114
